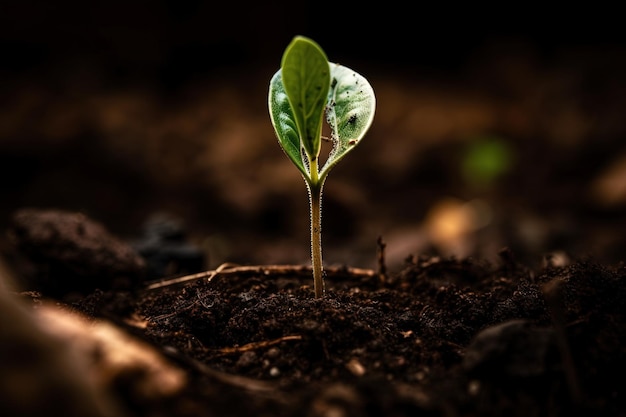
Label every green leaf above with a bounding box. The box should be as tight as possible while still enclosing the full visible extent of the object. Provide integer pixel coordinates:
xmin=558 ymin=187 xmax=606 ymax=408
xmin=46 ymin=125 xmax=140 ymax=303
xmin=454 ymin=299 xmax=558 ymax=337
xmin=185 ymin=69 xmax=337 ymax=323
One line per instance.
xmin=269 ymin=70 xmax=308 ymax=177
xmin=321 ymin=63 xmax=376 ymax=178
xmin=279 ymin=36 xmax=330 ymax=164
xmin=268 ymin=36 xmax=375 ymax=183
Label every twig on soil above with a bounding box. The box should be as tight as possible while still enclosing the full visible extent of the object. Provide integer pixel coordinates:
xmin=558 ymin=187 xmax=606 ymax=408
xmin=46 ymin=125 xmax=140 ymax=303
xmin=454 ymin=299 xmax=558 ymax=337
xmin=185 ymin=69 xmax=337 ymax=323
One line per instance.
xmin=377 ymin=235 xmax=387 ymax=283
xmin=160 ymin=345 xmax=285 ymax=397
xmin=211 ymin=335 xmax=302 ymax=357
xmin=145 ymin=263 xmax=376 ymax=290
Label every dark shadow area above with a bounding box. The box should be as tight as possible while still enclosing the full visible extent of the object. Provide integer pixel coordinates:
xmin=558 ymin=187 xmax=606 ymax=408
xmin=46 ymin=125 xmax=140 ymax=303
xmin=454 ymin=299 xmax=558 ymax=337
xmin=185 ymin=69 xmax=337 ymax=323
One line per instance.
xmin=2 ymin=1 xmax=626 ymax=271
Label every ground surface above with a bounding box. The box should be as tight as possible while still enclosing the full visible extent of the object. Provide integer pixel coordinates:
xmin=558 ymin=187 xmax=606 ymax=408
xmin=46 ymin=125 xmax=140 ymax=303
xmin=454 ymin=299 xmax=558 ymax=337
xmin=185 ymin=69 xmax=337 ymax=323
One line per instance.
xmin=103 ymin=254 xmax=626 ymax=417
xmin=2 ymin=210 xmax=625 ymax=417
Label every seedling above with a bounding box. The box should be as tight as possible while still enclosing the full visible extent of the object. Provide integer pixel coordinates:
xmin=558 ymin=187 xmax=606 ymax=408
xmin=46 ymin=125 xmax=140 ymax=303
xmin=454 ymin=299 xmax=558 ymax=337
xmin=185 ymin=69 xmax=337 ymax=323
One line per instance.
xmin=268 ymin=36 xmax=376 ymax=297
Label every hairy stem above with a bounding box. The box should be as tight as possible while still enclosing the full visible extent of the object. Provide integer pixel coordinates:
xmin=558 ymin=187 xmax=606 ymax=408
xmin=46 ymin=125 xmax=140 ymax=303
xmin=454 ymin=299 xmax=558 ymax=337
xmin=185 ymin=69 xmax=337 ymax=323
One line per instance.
xmin=308 ymin=178 xmax=325 ymax=298
xmin=310 ymin=187 xmax=324 ymax=298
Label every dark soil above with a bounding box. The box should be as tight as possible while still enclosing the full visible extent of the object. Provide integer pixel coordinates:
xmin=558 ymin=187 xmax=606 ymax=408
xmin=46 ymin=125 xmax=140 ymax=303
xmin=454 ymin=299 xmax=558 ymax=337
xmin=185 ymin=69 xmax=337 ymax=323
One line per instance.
xmin=124 ymin=256 xmax=626 ymax=417
xmin=2 ymin=209 xmax=626 ymax=417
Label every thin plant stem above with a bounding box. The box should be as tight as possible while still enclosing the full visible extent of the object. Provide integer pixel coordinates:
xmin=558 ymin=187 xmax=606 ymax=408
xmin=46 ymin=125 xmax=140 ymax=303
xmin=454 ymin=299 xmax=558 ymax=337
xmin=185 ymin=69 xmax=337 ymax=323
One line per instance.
xmin=306 ymin=153 xmax=326 ymax=298
xmin=307 ymin=179 xmax=325 ymax=298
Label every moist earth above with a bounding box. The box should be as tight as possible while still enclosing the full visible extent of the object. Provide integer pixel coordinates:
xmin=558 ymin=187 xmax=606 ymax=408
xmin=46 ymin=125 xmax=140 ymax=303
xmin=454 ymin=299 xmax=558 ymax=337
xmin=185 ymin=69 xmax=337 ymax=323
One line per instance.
xmin=1 ymin=209 xmax=625 ymax=417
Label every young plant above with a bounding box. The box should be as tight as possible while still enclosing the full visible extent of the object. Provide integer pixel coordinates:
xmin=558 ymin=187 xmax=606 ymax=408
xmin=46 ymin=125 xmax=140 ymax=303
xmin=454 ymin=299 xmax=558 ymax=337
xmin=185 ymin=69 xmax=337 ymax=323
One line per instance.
xmin=268 ymin=36 xmax=376 ymax=297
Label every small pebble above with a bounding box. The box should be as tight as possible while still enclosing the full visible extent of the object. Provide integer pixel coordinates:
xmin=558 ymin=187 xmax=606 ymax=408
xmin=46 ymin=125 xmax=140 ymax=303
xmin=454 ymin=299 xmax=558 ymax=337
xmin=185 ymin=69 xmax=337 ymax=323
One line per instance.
xmin=269 ymin=367 xmax=280 ymax=377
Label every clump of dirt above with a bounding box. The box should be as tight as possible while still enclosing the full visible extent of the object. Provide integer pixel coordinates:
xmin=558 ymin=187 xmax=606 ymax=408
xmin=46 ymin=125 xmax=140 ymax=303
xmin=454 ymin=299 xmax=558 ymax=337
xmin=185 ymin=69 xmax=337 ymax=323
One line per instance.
xmin=6 ymin=208 xmax=147 ymax=297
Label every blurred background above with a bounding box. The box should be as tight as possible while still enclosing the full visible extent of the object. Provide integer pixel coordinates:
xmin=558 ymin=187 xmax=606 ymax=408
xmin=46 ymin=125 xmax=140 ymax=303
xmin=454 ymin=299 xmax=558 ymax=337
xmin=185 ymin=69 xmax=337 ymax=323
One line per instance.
xmin=2 ymin=1 xmax=626 ymax=273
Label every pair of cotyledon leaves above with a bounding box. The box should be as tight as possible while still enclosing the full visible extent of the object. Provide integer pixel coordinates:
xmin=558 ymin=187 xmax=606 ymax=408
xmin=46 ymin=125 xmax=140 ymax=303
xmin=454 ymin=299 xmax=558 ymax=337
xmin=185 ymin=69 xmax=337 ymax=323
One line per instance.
xmin=268 ymin=36 xmax=375 ymax=186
